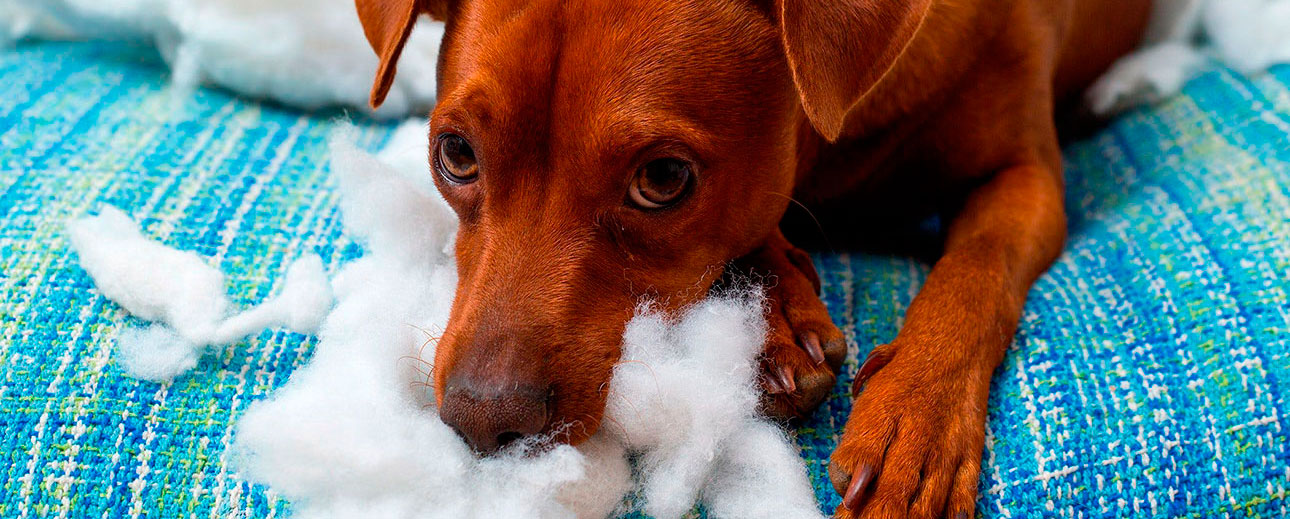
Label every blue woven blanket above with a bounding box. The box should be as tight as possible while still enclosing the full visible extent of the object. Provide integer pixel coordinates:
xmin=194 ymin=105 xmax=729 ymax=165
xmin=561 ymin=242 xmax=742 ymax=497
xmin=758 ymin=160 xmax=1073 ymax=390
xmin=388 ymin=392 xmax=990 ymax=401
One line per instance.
xmin=1 ymin=41 xmax=1287 ymax=518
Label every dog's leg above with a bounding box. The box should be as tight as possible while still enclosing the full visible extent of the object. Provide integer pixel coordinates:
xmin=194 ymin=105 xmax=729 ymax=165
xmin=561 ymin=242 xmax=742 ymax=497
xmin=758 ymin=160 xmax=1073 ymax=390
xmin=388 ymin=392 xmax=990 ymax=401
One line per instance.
xmin=829 ymin=162 xmax=1066 ymax=519
xmin=732 ymin=230 xmax=848 ymax=420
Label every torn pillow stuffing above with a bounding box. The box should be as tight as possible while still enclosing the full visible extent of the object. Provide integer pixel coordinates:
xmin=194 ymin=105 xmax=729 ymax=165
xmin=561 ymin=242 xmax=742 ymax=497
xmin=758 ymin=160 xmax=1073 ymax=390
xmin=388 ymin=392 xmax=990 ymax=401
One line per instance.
xmin=67 ymin=120 xmax=827 ymax=519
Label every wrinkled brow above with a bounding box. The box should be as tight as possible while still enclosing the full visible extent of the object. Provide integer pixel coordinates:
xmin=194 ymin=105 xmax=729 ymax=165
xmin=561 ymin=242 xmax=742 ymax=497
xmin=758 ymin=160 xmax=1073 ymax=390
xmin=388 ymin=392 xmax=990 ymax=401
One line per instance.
xmin=583 ymin=107 xmax=717 ymax=166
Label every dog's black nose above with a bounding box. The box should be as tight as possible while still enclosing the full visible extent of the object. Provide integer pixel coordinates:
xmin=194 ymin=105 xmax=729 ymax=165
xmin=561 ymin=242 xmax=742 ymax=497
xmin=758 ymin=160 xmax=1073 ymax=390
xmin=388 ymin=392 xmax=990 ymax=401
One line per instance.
xmin=439 ymin=379 xmax=549 ymax=454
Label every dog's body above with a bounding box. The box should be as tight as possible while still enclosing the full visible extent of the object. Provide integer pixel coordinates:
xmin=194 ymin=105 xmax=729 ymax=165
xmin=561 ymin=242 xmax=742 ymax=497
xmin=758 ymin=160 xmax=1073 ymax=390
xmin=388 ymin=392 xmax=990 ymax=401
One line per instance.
xmin=355 ymin=1 xmax=1151 ymax=516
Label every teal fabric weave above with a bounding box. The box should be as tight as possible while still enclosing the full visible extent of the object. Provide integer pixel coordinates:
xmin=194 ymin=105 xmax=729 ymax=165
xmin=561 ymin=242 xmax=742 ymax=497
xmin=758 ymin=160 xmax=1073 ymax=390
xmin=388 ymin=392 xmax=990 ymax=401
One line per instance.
xmin=1 ymin=41 xmax=1288 ymax=518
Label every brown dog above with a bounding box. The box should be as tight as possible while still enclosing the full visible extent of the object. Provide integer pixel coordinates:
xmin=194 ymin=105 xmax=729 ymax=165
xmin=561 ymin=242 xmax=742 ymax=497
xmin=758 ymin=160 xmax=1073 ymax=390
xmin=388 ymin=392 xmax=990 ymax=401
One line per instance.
xmin=354 ymin=0 xmax=1151 ymax=517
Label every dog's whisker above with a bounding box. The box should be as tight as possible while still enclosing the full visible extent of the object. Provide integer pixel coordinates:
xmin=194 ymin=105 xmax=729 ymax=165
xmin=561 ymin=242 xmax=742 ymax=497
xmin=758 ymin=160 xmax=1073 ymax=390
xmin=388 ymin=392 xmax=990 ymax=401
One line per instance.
xmin=406 ymin=323 xmax=448 ymax=362
xmin=420 ymin=339 xmax=441 ymax=355
xmin=405 ymin=322 xmax=438 ymax=338
xmin=407 ymin=380 xmax=437 ymax=393
xmin=402 ymin=363 xmax=435 ymax=381
xmin=397 ymin=354 xmax=435 ymax=367
xmin=766 ymin=191 xmax=835 ymax=253
xmin=413 ymin=327 xmax=445 ymax=360
xmin=600 ymin=413 xmax=630 ymax=445
xmin=395 ymin=354 xmax=437 ymax=390
xmin=416 ymin=336 xmax=441 ymax=360
xmin=397 ymin=356 xmax=436 ymax=378
xmin=611 ymin=391 xmax=647 ymax=430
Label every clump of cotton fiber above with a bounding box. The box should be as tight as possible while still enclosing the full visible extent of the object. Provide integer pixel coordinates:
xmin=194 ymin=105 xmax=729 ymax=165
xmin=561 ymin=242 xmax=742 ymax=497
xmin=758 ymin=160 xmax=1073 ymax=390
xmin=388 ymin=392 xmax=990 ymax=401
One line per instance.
xmin=114 ymin=325 xmax=203 ymax=381
xmin=1088 ymin=0 xmax=1290 ymax=115
xmin=67 ymin=208 xmax=335 ymax=382
xmin=331 ymin=121 xmax=457 ymax=264
xmin=67 ymin=206 xmax=230 ymax=342
xmin=212 ymin=254 xmax=333 ymax=343
xmin=2 ymin=0 xmax=443 ymax=117
xmin=603 ymin=291 xmax=824 ymax=519
xmin=72 ymin=120 xmax=826 ymax=518
xmin=700 ymin=420 xmax=826 ymax=519
xmin=608 ymin=295 xmax=770 ymax=519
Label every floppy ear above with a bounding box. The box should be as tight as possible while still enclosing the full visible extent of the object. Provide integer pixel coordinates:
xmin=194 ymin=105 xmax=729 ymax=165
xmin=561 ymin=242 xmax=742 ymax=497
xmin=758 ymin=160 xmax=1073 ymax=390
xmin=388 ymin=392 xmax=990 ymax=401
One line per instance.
xmin=354 ymin=0 xmax=451 ymax=108
xmin=778 ymin=0 xmax=934 ymax=141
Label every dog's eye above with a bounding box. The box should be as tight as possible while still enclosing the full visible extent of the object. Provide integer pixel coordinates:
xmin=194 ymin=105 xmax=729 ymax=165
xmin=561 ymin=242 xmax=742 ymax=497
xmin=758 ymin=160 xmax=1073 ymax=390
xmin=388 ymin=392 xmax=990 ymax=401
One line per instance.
xmin=436 ymin=133 xmax=478 ymax=184
xmin=629 ymin=158 xmax=693 ymax=209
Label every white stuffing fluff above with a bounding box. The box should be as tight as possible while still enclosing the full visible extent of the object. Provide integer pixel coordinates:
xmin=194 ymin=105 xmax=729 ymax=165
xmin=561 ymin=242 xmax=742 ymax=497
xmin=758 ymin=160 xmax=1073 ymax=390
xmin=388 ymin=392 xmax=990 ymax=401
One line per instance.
xmin=607 ymin=298 xmax=823 ymax=519
xmin=1086 ymin=42 xmax=1209 ymax=116
xmin=67 ymin=208 xmax=334 ymax=381
xmin=6 ymin=0 xmax=1285 ymax=120
xmin=218 ymin=254 xmax=334 ymax=338
xmin=68 ymin=206 xmax=232 ymax=342
xmin=0 ymin=0 xmax=443 ymax=118
xmin=1088 ymin=0 xmax=1290 ymax=115
xmin=68 ymin=121 xmax=826 ymax=519
xmin=114 ymin=325 xmax=203 ymax=381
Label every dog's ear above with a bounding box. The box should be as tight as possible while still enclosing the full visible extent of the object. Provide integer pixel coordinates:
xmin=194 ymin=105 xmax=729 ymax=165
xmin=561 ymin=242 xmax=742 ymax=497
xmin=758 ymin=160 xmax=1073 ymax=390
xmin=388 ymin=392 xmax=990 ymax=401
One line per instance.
xmin=355 ymin=0 xmax=452 ymax=108
xmin=778 ymin=0 xmax=933 ymax=141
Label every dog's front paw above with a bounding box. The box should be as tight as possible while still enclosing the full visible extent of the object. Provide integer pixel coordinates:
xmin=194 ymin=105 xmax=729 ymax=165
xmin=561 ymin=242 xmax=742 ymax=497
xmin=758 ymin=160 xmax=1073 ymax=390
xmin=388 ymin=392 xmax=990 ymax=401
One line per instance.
xmin=829 ymin=341 xmax=990 ymax=519
xmin=731 ymin=233 xmax=846 ymax=421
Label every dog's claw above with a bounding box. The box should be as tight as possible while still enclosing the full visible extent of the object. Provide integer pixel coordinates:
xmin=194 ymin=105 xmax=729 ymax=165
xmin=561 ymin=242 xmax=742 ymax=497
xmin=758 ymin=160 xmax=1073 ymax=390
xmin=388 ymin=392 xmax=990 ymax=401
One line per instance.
xmin=799 ymin=331 xmax=826 ymax=365
xmin=738 ymin=232 xmax=842 ymax=420
xmin=842 ymin=463 xmax=873 ymax=511
xmin=775 ymin=363 xmax=797 ymax=394
xmin=763 ymin=372 xmax=787 ymax=394
xmin=850 ymin=344 xmax=895 ymax=398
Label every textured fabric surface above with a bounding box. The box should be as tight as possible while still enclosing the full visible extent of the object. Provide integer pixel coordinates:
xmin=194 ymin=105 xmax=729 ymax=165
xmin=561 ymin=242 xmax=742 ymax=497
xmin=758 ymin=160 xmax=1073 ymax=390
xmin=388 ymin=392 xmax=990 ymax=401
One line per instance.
xmin=1 ymin=41 xmax=1288 ymax=518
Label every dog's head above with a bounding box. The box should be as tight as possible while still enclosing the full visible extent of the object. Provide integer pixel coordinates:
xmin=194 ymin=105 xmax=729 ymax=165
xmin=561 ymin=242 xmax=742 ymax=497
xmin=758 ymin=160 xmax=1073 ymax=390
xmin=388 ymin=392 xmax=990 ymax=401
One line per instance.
xmin=356 ymin=0 xmax=931 ymax=453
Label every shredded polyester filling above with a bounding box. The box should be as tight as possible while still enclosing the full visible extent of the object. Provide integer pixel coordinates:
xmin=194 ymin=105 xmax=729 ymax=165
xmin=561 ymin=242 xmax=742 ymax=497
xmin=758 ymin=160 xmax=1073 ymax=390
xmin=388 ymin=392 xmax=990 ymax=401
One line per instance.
xmin=1 ymin=0 xmax=444 ymax=118
xmin=66 ymin=121 xmax=826 ymax=519
xmin=6 ymin=0 xmax=1290 ymax=119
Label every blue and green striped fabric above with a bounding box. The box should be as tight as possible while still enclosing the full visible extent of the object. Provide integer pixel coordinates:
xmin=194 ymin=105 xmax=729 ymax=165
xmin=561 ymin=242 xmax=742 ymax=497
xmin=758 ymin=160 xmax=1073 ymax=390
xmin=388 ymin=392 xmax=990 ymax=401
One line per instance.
xmin=1 ymin=41 xmax=1288 ymax=518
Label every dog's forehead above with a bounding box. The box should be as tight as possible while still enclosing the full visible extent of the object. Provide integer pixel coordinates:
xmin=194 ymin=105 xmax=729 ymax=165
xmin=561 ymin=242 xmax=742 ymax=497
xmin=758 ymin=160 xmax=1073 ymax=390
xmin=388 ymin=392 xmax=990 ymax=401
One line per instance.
xmin=437 ymin=0 xmax=785 ymax=155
